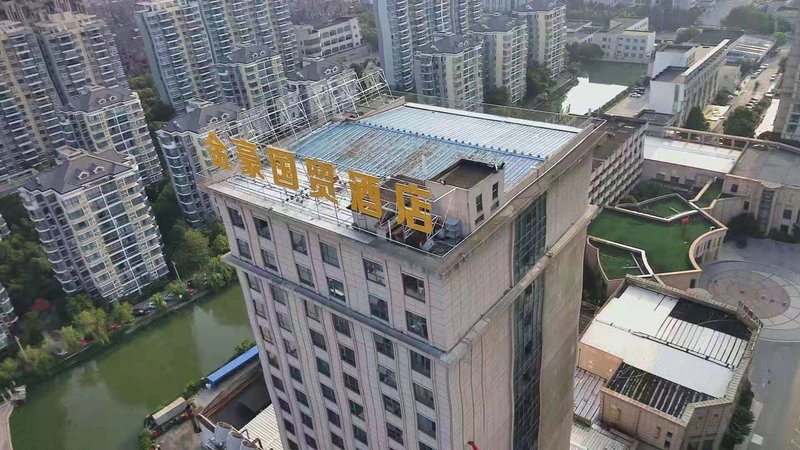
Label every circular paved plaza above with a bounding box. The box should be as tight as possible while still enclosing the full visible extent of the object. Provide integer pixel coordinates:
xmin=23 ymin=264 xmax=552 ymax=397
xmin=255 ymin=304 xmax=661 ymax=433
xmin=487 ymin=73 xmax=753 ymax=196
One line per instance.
xmin=700 ymin=261 xmax=800 ymax=342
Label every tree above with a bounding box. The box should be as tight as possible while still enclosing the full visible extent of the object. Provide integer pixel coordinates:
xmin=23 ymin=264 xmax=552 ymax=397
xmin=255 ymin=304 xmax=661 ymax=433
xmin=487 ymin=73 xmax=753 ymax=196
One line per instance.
xmin=111 ymin=302 xmax=135 ymax=324
xmin=727 ymin=213 xmax=761 ymax=237
xmin=675 ymin=27 xmax=700 ymax=44
xmin=779 ymin=55 xmax=788 ymax=74
xmin=723 ymin=107 xmax=759 ymax=137
xmin=19 ymin=345 xmax=55 ymax=376
xmin=172 ymin=225 xmax=211 ymax=275
xmin=22 ymin=311 xmax=43 ymax=345
xmin=566 ymin=42 xmax=604 ymax=62
xmin=722 ymin=6 xmax=775 ymax=34
xmin=60 ymin=326 xmax=83 ymax=353
xmin=684 ymin=106 xmax=709 ymax=131
xmin=0 ymin=234 xmax=60 ymax=314
xmin=234 ymin=339 xmax=255 ymax=357
xmin=211 ymin=234 xmax=229 ymax=255
xmin=485 ymin=87 xmax=510 ymax=106
xmin=206 ymin=257 xmax=234 ymax=292
xmin=166 ymin=281 xmax=190 ymax=302
xmin=713 ymin=90 xmax=731 ymax=106
xmin=0 ymin=358 xmax=19 ymax=386
xmin=74 ymin=308 xmax=110 ymax=345
xmin=151 ymin=293 xmax=167 ymax=312
xmin=774 ymin=32 xmax=788 ymax=48
xmin=526 ymin=67 xmax=553 ymax=100
xmin=66 ymin=294 xmax=94 ymax=319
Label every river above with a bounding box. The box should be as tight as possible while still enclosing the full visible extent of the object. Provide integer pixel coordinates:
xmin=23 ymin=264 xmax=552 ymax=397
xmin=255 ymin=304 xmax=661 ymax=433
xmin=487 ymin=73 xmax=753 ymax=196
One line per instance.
xmin=10 ymin=285 xmax=252 ymax=450
xmin=562 ymin=61 xmax=648 ymax=115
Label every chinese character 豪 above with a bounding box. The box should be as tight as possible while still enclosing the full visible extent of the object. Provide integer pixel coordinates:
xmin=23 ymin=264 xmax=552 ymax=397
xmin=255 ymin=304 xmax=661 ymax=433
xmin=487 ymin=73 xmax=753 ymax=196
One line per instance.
xmin=396 ymin=183 xmax=432 ymax=234
xmin=232 ymin=138 xmax=264 ymax=179
xmin=348 ymin=170 xmax=382 ymax=218
xmin=306 ymin=159 xmax=338 ymax=204
xmin=267 ymin=147 xmax=299 ymax=190
xmin=205 ymin=131 xmax=232 ymax=170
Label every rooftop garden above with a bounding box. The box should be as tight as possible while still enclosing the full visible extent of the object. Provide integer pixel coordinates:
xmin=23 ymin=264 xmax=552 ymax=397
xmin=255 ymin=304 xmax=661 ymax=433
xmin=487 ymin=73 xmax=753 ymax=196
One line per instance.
xmin=693 ymin=179 xmax=724 ymax=208
xmin=593 ymin=241 xmax=645 ymax=279
xmin=588 ymin=209 xmax=718 ymax=274
xmin=623 ymin=195 xmax=694 ymax=219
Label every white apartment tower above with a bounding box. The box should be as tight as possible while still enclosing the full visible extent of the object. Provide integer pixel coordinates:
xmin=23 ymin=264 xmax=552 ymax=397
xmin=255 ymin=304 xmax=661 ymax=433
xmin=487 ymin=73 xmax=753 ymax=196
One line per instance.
xmin=219 ymin=44 xmax=287 ymax=110
xmin=135 ymin=0 xmax=221 ymax=113
xmin=295 ymin=16 xmax=363 ymax=61
xmin=483 ymin=0 xmax=524 ymax=13
xmin=374 ymin=0 xmax=482 ymax=91
xmin=208 ymin=99 xmax=599 ymax=450
xmin=0 ymin=20 xmax=64 ymax=184
xmin=19 ymin=148 xmax=168 ymax=300
xmin=34 ymin=11 xmax=127 ymax=103
xmin=514 ymin=0 xmax=566 ymax=76
xmin=470 ymin=15 xmax=528 ymax=104
xmin=60 ymin=86 xmax=163 ymax=185
xmin=414 ymin=35 xmax=484 ymax=111
xmin=774 ymin=14 xmax=800 ymax=141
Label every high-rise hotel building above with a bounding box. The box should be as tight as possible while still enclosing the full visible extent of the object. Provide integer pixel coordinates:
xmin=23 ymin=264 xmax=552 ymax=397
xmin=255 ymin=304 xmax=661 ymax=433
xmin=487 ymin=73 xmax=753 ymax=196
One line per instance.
xmin=207 ymin=98 xmax=601 ymax=450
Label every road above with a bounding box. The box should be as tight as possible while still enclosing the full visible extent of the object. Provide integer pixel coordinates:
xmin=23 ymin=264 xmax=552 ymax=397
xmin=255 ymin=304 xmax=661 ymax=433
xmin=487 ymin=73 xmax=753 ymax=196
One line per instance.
xmin=698 ymin=0 xmax=751 ymax=27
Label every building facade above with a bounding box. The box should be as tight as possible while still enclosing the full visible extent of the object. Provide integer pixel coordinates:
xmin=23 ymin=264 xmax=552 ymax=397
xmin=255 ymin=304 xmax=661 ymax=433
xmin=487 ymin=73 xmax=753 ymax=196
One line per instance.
xmin=0 ymin=20 xmax=64 ymax=184
xmin=286 ymin=60 xmax=360 ymax=119
xmin=0 ymin=212 xmax=9 ymax=239
xmin=219 ymin=44 xmax=287 ymax=110
xmin=589 ymin=117 xmax=647 ymax=206
xmin=484 ymin=0 xmax=525 ymax=13
xmin=514 ymin=0 xmax=565 ymax=76
xmin=413 ymin=35 xmax=484 ymax=111
xmin=295 ymin=17 xmax=363 ymax=61
xmin=208 ymin=99 xmax=599 ymax=450
xmin=470 ymin=15 xmax=528 ymax=105
xmin=19 ymin=148 xmax=168 ymax=300
xmin=60 ymin=86 xmax=163 ymax=185
xmin=774 ymin=14 xmax=800 ymax=141
xmin=0 ymin=282 xmax=15 ymax=351
xmin=0 ymin=0 xmax=85 ymax=24
xmin=135 ymin=0 xmax=221 ymax=113
xmin=588 ymin=17 xmax=655 ymax=63
xmin=34 ymin=11 xmax=127 ymax=103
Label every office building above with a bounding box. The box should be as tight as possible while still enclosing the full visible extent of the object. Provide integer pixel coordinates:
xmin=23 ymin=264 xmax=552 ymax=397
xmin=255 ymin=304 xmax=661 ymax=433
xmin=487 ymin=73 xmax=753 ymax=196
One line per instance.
xmin=514 ymin=0 xmax=566 ymax=76
xmin=34 ymin=11 xmax=127 ymax=103
xmin=470 ymin=15 xmax=528 ymax=105
xmin=374 ymin=0 xmax=482 ymax=91
xmin=588 ymin=17 xmax=655 ymax=63
xmin=774 ymin=14 xmax=800 ymax=141
xmin=0 ymin=282 xmax=14 ymax=351
xmin=295 ymin=16 xmax=363 ymax=60
xmin=0 ymin=20 xmax=64 ymax=184
xmin=135 ymin=0 xmax=221 ymax=113
xmin=413 ymin=35 xmax=484 ymax=110
xmin=286 ymin=60 xmax=360 ymax=119
xmin=588 ymin=117 xmax=647 ymax=206
xmin=0 ymin=212 xmax=9 ymax=239
xmin=157 ymin=102 xmax=241 ymax=227
xmin=60 ymin=86 xmax=163 ymax=186
xmin=219 ymin=44 xmax=287 ymax=110
xmin=19 ymin=148 xmax=168 ymax=300
xmin=208 ymin=95 xmax=603 ymax=450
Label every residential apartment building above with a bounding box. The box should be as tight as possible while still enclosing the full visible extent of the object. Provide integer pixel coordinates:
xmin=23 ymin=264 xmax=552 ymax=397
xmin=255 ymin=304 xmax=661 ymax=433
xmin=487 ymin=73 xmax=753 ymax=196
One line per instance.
xmin=649 ymin=40 xmax=730 ymax=126
xmin=295 ymin=16 xmax=363 ymax=60
xmin=774 ymin=14 xmax=800 ymax=141
xmin=219 ymin=44 xmax=287 ymax=110
xmin=0 ymin=282 xmax=15 ymax=351
xmin=0 ymin=0 xmax=85 ymax=24
xmin=286 ymin=60 xmax=360 ymax=119
xmin=60 ymin=86 xmax=163 ymax=185
xmin=34 ymin=11 xmax=127 ymax=103
xmin=0 ymin=20 xmax=64 ymax=184
xmin=0 ymin=212 xmax=9 ymax=238
xmin=413 ymin=35 xmax=484 ymax=111
xmin=470 ymin=15 xmax=528 ymax=105
xmin=374 ymin=0 xmax=482 ymax=91
xmin=19 ymin=148 xmax=168 ymax=300
xmin=484 ymin=0 xmax=524 ymax=13
xmin=588 ymin=117 xmax=647 ymax=206
xmin=514 ymin=0 xmax=566 ymax=76
xmin=588 ymin=17 xmax=655 ymax=63
xmin=157 ymin=102 xmax=242 ymax=227
xmin=208 ymin=98 xmax=601 ymax=450
xmin=135 ymin=0 xmax=221 ymax=113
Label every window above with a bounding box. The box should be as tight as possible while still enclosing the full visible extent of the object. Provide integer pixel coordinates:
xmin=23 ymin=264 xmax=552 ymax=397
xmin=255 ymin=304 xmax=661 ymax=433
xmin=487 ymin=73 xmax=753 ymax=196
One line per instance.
xmin=475 ymin=194 xmax=483 ymax=212
xmin=297 ymin=264 xmax=314 ymax=287
xmin=261 ymin=248 xmax=278 ymax=270
xmin=402 ymin=274 xmax=425 ymax=301
xmin=670 ymin=176 xmax=680 ymax=184
xmin=387 ymin=422 xmax=404 ymax=445
xmin=731 ymin=183 xmax=739 ymax=193
xmin=327 ymin=408 xmax=341 ymax=428
xmin=331 ymin=432 xmax=344 ymax=449
xmin=419 ymin=442 xmax=436 ymax=450
xmin=254 ymin=217 xmax=271 ymax=239
xmin=413 ymin=383 xmax=435 ymax=409
xmin=781 ymin=224 xmax=790 ymax=233
xmin=236 ymin=238 xmax=251 ymax=260
xmin=271 ymin=375 xmax=284 ymax=392
xmin=690 ymin=279 xmax=696 ymax=288
xmin=259 ymin=325 xmax=273 ymax=343
xmin=277 ymin=312 xmax=292 ymax=332
xmin=295 ymin=389 xmax=309 ymax=406
xmin=333 ymin=314 xmax=351 ymax=337
xmin=287 ymin=440 xmax=298 ymax=450
xmin=349 ymin=400 xmax=364 ymax=420
xmin=406 ymin=311 xmax=428 ymax=339
xmin=305 ymin=300 xmax=321 ymax=321
xmin=290 ymin=365 xmax=303 ymax=383
xmin=284 ymin=420 xmax=295 ymax=435
xmin=304 ymin=435 xmax=317 ymax=449
xmin=374 ymin=334 xmax=394 ymax=358
xmin=383 ymin=394 xmax=402 ymax=417
xmin=363 ymin=259 xmax=385 ymax=285
xmin=270 ymin=285 xmax=287 ymax=305
xmin=369 ymin=295 xmax=389 ymax=321
xmin=228 ymin=207 xmax=245 ymax=228
xmin=320 ymin=242 xmax=339 ymax=267
xmin=267 ymin=352 xmax=279 ymax=368
xmin=290 ymin=230 xmax=307 ymax=254
xmin=743 ymin=200 xmax=750 ymax=211
xmin=492 ymin=182 xmax=499 ymax=200
xmin=301 ymin=412 xmax=313 ymax=428
xmin=327 ymin=277 xmax=346 ymax=302
xmin=246 ymin=273 xmax=261 ymax=292
xmin=339 ymin=344 xmax=356 ymax=366
xmin=278 ymin=398 xmax=291 ymax=413
xmin=321 ymin=384 xmax=336 ymax=402
xmin=378 ymin=365 xmax=397 ymax=388
xmin=417 ymin=413 xmax=436 ymax=438
xmin=353 ymin=425 xmax=368 ymax=445
xmin=310 ymin=329 xmax=327 ymax=350
xmin=410 ymin=351 xmax=431 ymax=377
xmin=284 ymin=339 xmax=298 ymax=358
xmin=316 ymin=357 xmax=330 ymax=377
xmin=784 ymin=209 xmax=793 ymax=220
xmin=343 ymin=373 xmax=360 ymax=394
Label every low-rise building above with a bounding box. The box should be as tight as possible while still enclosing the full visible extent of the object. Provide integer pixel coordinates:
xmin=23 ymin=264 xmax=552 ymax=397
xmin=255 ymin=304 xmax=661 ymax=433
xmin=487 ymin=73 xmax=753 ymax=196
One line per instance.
xmin=642 ymin=133 xmax=741 ymax=187
xmin=19 ymin=148 xmax=168 ymax=300
xmin=578 ymin=279 xmax=758 ymax=450
xmin=470 ymin=15 xmax=528 ymax=104
xmin=413 ymin=34 xmax=484 ymax=111
xmin=514 ymin=0 xmax=566 ymax=75
xmin=219 ymin=44 xmax=287 ymax=110
xmin=294 ymin=16 xmax=362 ymax=61
xmin=589 ymin=117 xmax=647 ymax=206
xmin=588 ymin=17 xmax=655 ymax=63
xmin=717 ymin=63 xmax=742 ymax=93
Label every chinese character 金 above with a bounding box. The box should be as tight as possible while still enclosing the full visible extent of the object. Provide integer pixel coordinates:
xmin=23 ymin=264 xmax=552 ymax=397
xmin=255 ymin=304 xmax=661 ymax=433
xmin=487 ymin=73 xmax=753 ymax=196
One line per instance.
xmin=267 ymin=147 xmax=299 ymax=190
xmin=348 ymin=170 xmax=382 ymax=218
xmin=232 ymin=138 xmax=264 ymax=179
xmin=205 ymin=131 xmax=232 ymax=170
xmin=396 ymin=184 xmax=432 ymax=234
xmin=306 ymin=159 xmax=338 ymax=204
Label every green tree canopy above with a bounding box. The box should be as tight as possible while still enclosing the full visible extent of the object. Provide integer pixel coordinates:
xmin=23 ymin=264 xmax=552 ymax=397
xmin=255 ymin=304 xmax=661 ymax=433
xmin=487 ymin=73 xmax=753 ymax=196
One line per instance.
xmin=211 ymin=234 xmax=229 ymax=255
xmin=20 ymin=344 xmax=55 ymax=376
xmin=684 ymin=106 xmax=710 ymax=131
xmin=66 ymin=294 xmax=94 ymax=319
xmin=0 ymin=358 xmax=19 ymax=386
xmin=22 ymin=311 xmax=43 ymax=345
xmin=166 ymin=281 xmax=190 ymax=301
xmin=722 ymin=6 xmax=775 ymax=34
xmin=172 ymin=225 xmax=211 ymax=275
xmin=151 ymin=293 xmax=167 ymax=312
xmin=60 ymin=325 xmax=83 ymax=353
xmin=0 ymin=234 xmax=59 ymax=314
xmin=774 ymin=32 xmax=788 ymax=48
xmin=485 ymin=87 xmax=510 ymax=106
xmin=723 ymin=107 xmax=759 ymax=137
xmin=566 ymin=42 xmax=604 ymax=62
xmin=111 ymin=302 xmax=135 ymax=324
xmin=75 ymin=308 xmax=110 ymax=345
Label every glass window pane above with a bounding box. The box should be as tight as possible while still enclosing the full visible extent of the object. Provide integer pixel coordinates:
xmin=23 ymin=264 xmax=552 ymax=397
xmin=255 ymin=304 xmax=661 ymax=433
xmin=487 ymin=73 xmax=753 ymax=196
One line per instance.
xmin=290 ymin=230 xmax=307 ymax=254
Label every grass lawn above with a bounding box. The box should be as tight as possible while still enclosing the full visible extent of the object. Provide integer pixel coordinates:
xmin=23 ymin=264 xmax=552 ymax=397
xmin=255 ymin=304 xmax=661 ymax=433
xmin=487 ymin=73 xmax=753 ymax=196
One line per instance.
xmin=594 ymin=242 xmax=644 ymax=279
xmin=588 ymin=210 xmax=718 ymax=273
xmin=633 ymin=196 xmax=693 ymax=218
xmin=694 ymin=179 xmax=723 ymax=208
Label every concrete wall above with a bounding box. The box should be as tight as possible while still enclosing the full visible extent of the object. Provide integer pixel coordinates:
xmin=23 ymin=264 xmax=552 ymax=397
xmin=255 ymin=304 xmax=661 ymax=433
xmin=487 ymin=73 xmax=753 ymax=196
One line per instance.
xmin=577 ymin=342 xmax=623 ymax=379
xmin=601 ymin=389 xmax=687 ymax=450
xmin=642 ymin=159 xmax=725 ymax=188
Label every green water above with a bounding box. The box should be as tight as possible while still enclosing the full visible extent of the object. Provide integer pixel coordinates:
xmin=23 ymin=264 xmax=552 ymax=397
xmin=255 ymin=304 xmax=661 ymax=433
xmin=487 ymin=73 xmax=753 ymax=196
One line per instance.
xmin=10 ymin=285 xmax=252 ymax=450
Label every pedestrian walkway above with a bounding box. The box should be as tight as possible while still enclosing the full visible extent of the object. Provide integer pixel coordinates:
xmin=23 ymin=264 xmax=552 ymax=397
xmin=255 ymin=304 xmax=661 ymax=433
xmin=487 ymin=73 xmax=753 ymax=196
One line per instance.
xmin=0 ymin=402 xmax=14 ymax=450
